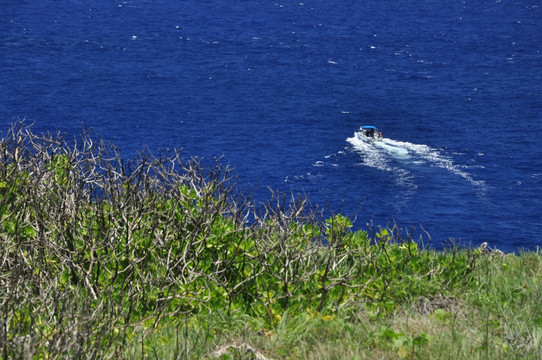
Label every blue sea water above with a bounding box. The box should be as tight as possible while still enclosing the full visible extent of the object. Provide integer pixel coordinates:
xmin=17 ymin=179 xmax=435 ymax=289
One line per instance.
xmin=1 ymin=0 xmax=541 ymax=252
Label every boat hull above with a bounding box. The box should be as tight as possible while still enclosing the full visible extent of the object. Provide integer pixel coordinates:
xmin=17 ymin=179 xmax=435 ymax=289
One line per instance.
xmin=356 ymin=131 xmax=383 ymax=143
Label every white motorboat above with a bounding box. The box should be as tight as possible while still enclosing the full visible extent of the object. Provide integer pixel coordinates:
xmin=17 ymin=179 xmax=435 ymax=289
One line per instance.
xmin=357 ymin=125 xmax=383 ymax=143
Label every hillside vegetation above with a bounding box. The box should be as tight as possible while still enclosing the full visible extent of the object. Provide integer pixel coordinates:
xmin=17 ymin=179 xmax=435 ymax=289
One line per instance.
xmin=1 ymin=124 xmax=541 ymax=359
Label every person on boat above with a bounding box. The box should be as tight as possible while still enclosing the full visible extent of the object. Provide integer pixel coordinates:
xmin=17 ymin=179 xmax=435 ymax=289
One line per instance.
xmin=378 ymin=130 xmax=383 ymax=138
xmin=368 ymin=128 xmax=375 ymax=138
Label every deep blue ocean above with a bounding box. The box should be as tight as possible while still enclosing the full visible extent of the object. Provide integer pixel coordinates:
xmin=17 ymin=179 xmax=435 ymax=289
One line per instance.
xmin=2 ymin=0 xmax=541 ymax=252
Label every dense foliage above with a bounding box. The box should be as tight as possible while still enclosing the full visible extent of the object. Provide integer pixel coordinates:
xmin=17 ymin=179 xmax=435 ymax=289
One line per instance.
xmin=0 ymin=124 xmax=483 ymax=359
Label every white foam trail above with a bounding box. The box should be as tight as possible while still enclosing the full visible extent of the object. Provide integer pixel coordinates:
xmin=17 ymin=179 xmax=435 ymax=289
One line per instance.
xmin=346 ymin=133 xmax=418 ymax=201
xmin=374 ymin=139 xmax=410 ymax=159
xmin=346 ymin=130 xmax=487 ymax=194
xmin=346 ymin=134 xmax=392 ymax=172
xmin=385 ymin=138 xmax=486 ymax=190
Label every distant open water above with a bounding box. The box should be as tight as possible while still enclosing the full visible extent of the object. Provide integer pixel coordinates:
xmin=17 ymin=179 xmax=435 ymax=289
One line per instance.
xmin=2 ymin=0 xmax=541 ymax=252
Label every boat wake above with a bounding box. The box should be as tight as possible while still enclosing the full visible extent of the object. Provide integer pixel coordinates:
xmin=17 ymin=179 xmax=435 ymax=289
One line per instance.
xmin=346 ymin=131 xmax=487 ymax=195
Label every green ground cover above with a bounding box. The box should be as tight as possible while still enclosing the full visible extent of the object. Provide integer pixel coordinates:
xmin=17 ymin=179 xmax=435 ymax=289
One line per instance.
xmin=1 ymin=124 xmax=541 ymax=359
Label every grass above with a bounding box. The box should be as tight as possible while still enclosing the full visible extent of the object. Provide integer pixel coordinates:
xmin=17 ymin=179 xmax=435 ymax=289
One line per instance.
xmin=122 ymin=249 xmax=542 ymax=360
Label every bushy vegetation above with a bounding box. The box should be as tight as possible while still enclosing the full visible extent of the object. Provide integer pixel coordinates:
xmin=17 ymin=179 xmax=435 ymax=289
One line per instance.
xmin=1 ymin=123 xmax=540 ymax=359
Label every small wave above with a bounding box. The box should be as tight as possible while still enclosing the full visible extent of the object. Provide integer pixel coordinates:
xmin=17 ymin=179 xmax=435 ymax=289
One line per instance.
xmin=284 ymin=172 xmax=322 ymax=184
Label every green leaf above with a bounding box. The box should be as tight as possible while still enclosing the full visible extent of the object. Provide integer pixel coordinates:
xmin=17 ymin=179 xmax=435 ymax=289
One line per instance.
xmin=412 ymin=333 xmax=430 ymax=346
